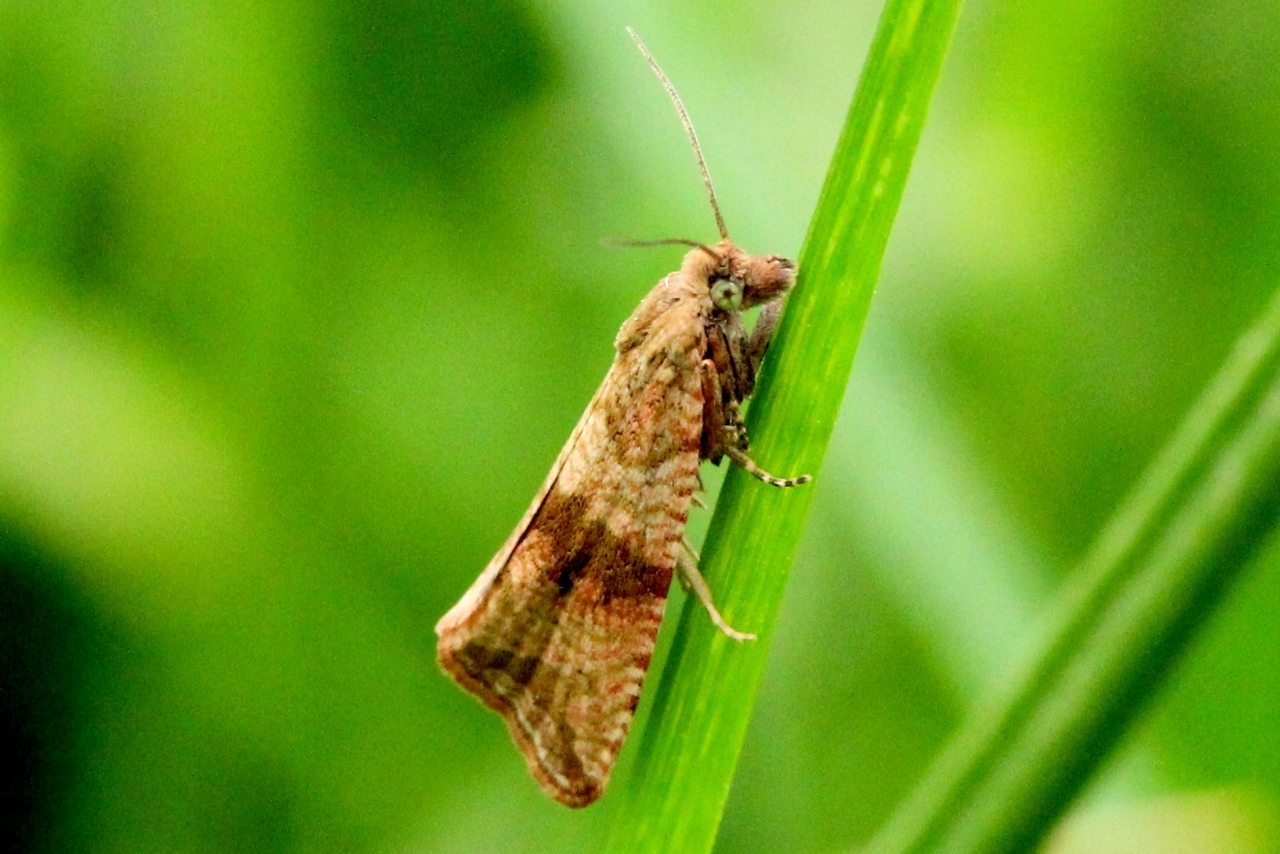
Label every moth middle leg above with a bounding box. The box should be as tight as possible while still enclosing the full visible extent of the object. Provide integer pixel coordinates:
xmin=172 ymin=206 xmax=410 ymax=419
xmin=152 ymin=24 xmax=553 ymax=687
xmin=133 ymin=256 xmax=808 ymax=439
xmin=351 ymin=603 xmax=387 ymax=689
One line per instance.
xmin=698 ymin=358 xmax=812 ymax=488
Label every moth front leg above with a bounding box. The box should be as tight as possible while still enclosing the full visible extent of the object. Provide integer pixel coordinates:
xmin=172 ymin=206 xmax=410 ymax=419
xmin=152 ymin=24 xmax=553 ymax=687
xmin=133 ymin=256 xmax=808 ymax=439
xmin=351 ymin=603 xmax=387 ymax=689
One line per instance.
xmin=747 ymin=299 xmax=784 ymax=376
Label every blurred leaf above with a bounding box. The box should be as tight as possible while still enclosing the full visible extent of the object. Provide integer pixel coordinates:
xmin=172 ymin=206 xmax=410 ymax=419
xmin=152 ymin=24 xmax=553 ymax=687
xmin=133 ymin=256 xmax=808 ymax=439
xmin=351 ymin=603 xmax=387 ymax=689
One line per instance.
xmin=323 ymin=0 xmax=556 ymax=173
xmin=868 ymin=283 xmax=1280 ymax=854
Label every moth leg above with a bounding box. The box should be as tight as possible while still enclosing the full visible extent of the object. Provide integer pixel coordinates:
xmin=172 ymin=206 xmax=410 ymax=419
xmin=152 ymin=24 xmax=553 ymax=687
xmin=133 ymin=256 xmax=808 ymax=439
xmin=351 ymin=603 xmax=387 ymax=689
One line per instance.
xmin=725 ymin=446 xmax=813 ymax=488
xmin=702 ymin=355 xmax=812 ymax=487
xmin=691 ymin=493 xmax=708 ymax=510
xmin=679 ymin=536 xmax=700 ymax=578
xmin=698 ymin=357 xmax=728 ymax=461
xmin=677 ymin=541 xmax=756 ymax=642
xmin=747 ymin=299 xmax=784 ymax=374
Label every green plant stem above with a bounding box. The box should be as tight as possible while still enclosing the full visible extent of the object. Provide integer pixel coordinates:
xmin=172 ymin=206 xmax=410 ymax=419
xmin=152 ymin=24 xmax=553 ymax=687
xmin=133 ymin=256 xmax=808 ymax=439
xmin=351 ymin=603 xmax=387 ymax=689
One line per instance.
xmin=868 ymin=285 xmax=1280 ymax=854
xmin=604 ymin=1 xmax=962 ymax=851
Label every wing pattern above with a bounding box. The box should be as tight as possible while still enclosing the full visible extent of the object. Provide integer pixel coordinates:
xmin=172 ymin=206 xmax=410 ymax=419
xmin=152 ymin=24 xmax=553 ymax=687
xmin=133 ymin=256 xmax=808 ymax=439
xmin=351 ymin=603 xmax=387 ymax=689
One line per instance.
xmin=437 ymin=277 xmax=708 ymax=807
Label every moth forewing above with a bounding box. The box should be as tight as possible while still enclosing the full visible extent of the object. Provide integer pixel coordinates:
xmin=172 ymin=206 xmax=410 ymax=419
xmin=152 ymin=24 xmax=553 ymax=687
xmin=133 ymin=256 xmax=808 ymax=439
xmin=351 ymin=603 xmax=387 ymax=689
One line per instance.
xmin=435 ymin=31 xmax=810 ymax=810
xmin=436 ymin=277 xmax=705 ymax=807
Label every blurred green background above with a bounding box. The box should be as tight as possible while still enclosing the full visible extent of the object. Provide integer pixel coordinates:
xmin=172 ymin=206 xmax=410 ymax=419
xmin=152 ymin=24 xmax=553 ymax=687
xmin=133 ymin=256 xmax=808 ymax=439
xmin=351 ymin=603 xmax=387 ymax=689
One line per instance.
xmin=2 ymin=0 xmax=1279 ymax=852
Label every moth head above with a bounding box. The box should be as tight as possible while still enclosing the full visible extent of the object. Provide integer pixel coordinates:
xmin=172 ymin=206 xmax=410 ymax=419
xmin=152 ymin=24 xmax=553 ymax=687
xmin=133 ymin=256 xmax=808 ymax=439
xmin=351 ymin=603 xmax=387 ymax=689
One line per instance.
xmin=705 ymin=241 xmax=796 ymax=311
xmin=738 ymin=253 xmax=796 ymax=308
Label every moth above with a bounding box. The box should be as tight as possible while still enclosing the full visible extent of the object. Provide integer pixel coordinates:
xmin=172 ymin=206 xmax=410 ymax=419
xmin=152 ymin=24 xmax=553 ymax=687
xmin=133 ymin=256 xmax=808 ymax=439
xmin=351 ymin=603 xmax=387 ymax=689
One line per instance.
xmin=436 ymin=28 xmax=811 ymax=808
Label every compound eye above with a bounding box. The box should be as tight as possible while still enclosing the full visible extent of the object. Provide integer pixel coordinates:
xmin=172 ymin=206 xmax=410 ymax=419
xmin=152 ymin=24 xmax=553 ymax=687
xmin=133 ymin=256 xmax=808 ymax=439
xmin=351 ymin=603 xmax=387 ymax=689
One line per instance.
xmin=711 ymin=279 xmax=743 ymax=312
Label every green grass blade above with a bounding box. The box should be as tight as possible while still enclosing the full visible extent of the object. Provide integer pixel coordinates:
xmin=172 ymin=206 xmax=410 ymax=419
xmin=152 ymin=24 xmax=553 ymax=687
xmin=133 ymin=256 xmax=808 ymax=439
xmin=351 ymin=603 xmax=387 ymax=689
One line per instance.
xmin=868 ymin=285 xmax=1280 ymax=854
xmin=604 ymin=1 xmax=963 ymax=851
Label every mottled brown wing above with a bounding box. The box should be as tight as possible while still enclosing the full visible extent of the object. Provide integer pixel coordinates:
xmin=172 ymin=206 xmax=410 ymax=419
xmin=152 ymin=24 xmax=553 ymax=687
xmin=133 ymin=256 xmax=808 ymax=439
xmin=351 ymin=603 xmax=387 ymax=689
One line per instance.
xmin=436 ymin=281 xmax=707 ymax=807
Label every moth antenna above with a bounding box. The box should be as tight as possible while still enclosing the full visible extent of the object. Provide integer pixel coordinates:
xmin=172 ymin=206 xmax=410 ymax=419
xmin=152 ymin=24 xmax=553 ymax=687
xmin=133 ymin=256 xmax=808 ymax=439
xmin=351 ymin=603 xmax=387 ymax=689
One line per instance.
xmin=627 ymin=27 xmax=729 ymax=241
xmin=601 ymin=236 xmax=722 ymax=261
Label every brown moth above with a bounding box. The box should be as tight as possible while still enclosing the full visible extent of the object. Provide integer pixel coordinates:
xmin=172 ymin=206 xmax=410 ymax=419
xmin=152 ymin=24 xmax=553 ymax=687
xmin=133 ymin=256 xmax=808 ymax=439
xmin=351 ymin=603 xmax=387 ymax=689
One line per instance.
xmin=436 ymin=28 xmax=811 ymax=808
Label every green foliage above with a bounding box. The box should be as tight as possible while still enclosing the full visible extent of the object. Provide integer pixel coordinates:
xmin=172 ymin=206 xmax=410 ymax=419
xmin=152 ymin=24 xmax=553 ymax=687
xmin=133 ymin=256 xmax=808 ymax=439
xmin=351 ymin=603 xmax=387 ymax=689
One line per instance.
xmin=3 ymin=1 xmax=1280 ymax=853
xmin=869 ymin=287 xmax=1280 ymax=853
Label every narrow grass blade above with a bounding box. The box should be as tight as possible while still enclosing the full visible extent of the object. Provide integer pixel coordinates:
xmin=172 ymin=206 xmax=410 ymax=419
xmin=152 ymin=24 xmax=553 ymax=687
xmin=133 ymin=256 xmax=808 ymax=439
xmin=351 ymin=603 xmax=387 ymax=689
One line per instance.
xmin=868 ymin=285 xmax=1280 ymax=854
xmin=604 ymin=1 xmax=963 ymax=851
